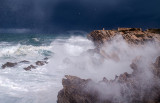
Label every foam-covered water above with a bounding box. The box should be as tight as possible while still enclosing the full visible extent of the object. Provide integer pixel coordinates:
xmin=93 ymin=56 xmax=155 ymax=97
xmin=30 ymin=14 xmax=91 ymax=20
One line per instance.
xmin=1 ymin=33 xmax=159 ymax=103
xmin=0 ymin=34 xmax=95 ymax=103
xmin=0 ymin=34 xmax=58 ymax=103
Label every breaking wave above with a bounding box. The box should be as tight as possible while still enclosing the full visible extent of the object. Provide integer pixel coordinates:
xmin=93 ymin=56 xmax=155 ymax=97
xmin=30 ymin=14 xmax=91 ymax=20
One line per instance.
xmin=0 ymin=34 xmax=159 ymax=103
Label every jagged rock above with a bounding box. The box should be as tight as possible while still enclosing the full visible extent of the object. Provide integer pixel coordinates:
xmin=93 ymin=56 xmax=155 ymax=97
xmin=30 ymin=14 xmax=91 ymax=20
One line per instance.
xmin=130 ymin=63 xmax=138 ymax=70
xmin=130 ymin=56 xmax=143 ymax=75
xmin=87 ymin=30 xmax=117 ymax=47
xmin=147 ymin=29 xmax=160 ymax=34
xmin=118 ymin=28 xmax=142 ymax=32
xmin=87 ymin=28 xmax=160 ymax=61
xmin=35 ymin=61 xmax=48 ymax=66
xmin=19 ymin=60 xmax=30 ymax=63
xmin=118 ymin=72 xmax=131 ymax=82
xmin=87 ymin=28 xmax=160 ymax=46
xmin=57 ymin=28 xmax=160 ymax=103
xmin=153 ymin=56 xmax=160 ymax=77
xmin=57 ymin=75 xmax=98 ymax=103
xmin=2 ymin=62 xmax=17 ymax=69
xmin=58 ymin=73 xmax=160 ymax=103
xmin=44 ymin=57 xmax=48 ymax=60
xmin=102 ymin=77 xmax=108 ymax=83
xmin=24 ymin=65 xmax=36 ymax=71
xmin=58 ymin=55 xmax=160 ymax=103
xmin=154 ymin=56 xmax=160 ymax=68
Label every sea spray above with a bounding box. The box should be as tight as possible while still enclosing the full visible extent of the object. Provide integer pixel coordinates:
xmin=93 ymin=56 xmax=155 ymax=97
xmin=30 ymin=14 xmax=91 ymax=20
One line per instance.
xmin=0 ymin=33 xmax=159 ymax=103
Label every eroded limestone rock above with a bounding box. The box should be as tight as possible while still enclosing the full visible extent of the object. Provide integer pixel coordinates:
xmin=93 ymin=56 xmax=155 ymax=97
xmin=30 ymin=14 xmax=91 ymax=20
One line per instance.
xmin=87 ymin=28 xmax=160 ymax=46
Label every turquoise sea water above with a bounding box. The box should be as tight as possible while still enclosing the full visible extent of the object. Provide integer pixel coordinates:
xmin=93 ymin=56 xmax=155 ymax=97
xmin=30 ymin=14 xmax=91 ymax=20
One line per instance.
xmin=0 ymin=33 xmax=57 ymax=103
xmin=0 ymin=33 xmax=95 ymax=103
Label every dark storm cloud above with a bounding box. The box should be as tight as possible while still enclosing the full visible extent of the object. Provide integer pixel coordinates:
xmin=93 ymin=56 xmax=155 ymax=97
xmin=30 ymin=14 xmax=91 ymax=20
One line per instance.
xmin=0 ymin=0 xmax=160 ymax=33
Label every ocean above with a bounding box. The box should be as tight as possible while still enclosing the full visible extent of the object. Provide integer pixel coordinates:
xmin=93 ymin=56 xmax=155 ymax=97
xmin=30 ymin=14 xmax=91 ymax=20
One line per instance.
xmin=0 ymin=33 xmax=96 ymax=103
xmin=1 ymin=32 xmax=157 ymax=103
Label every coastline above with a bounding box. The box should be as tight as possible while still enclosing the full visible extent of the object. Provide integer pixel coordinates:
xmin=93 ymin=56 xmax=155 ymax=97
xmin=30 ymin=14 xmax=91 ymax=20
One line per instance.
xmin=57 ymin=28 xmax=160 ymax=103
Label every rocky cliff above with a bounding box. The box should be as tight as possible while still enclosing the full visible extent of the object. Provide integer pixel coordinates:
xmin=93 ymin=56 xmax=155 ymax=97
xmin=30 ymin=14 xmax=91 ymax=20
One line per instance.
xmin=87 ymin=28 xmax=160 ymax=47
xmin=57 ymin=28 xmax=160 ymax=103
xmin=57 ymin=56 xmax=160 ymax=103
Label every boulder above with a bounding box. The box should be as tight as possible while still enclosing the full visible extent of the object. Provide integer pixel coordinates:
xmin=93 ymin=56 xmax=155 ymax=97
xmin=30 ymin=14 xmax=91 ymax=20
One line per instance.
xmin=2 ymin=62 xmax=17 ymax=69
xmin=35 ymin=61 xmax=48 ymax=66
xmin=57 ymin=75 xmax=97 ymax=103
xmin=19 ymin=60 xmax=30 ymax=63
xmin=24 ymin=65 xmax=36 ymax=71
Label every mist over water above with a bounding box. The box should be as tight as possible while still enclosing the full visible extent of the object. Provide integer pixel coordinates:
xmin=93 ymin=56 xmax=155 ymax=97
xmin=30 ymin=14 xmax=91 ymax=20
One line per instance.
xmin=0 ymin=33 xmax=160 ymax=103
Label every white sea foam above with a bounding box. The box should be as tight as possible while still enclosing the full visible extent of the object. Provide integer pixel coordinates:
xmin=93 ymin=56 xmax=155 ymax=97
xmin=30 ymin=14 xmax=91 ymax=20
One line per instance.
xmin=0 ymin=35 xmax=159 ymax=103
xmin=32 ymin=38 xmax=40 ymax=42
xmin=0 ymin=43 xmax=52 ymax=64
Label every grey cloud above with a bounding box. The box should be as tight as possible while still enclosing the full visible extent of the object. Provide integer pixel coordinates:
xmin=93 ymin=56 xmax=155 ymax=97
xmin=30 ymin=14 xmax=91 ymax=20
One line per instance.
xmin=0 ymin=0 xmax=159 ymax=33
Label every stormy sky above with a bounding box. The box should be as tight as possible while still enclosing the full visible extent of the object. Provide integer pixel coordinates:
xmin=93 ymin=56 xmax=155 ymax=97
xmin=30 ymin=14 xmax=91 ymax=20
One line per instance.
xmin=0 ymin=0 xmax=160 ymax=33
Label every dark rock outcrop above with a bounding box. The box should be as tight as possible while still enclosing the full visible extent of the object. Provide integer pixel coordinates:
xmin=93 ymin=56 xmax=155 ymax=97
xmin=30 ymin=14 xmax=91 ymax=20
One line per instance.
xmin=2 ymin=62 xmax=17 ymax=69
xmin=153 ymin=56 xmax=160 ymax=77
xmin=35 ymin=61 xmax=48 ymax=66
xmin=24 ymin=65 xmax=37 ymax=71
xmin=23 ymin=59 xmax=48 ymax=71
xmin=44 ymin=57 xmax=49 ymax=60
xmin=57 ymin=75 xmax=95 ymax=103
xmin=2 ymin=59 xmax=48 ymax=70
xmin=57 ymin=28 xmax=160 ymax=103
xmin=19 ymin=60 xmax=30 ymax=63
xmin=154 ymin=56 xmax=160 ymax=68
xmin=57 ymin=56 xmax=160 ymax=103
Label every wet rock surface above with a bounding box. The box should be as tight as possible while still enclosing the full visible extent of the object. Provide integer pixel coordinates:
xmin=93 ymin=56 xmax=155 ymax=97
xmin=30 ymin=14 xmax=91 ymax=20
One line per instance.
xmin=57 ymin=75 xmax=94 ymax=103
xmin=35 ymin=61 xmax=48 ymax=66
xmin=153 ymin=56 xmax=160 ymax=77
xmin=2 ymin=62 xmax=18 ymax=69
xmin=58 ymin=28 xmax=160 ymax=103
xmin=154 ymin=56 xmax=160 ymax=68
xmin=19 ymin=60 xmax=30 ymax=63
xmin=57 ymin=56 xmax=160 ymax=103
xmin=24 ymin=65 xmax=37 ymax=71
xmin=1 ymin=57 xmax=49 ymax=70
